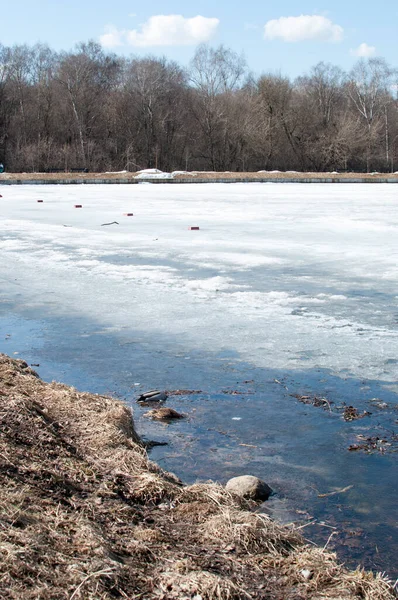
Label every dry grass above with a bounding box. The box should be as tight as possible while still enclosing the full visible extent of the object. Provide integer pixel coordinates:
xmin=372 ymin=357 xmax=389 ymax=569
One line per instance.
xmin=156 ymin=570 xmax=247 ymax=600
xmin=202 ymin=509 xmax=303 ymax=555
xmin=1 ymin=170 xmax=398 ymax=183
xmin=258 ymin=545 xmax=396 ymax=599
xmin=0 ymin=354 xmax=395 ymax=599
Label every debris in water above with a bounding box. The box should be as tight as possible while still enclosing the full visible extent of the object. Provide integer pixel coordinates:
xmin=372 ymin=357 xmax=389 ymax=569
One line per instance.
xmin=274 ymin=378 xmax=289 ymax=390
xmin=144 ymin=440 xmax=168 ymax=449
xmin=167 ymin=389 xmax=202 ymax=396
xmin=318 ymin=485 xmax=354 ymax=498
xmin=144 ymin=407 xmax=184 ymax=421
xmin=348 ymin=432 xmax=398 ymax=454
xmin=343 ymin=405 xmax=371 ymax=421
xmin=137 ymin=390 xmax=168 ymax=403
xmin=293 ymin=394 xmax=333 ymax=411
xmin=370 ymin=398 xmax=389 ymax=410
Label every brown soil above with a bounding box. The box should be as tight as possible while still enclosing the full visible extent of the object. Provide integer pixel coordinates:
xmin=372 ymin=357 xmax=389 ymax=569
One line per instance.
xmin=0 ymin=354 xmax=395 ymax=599
xmin=1 ymin=170 xmax=398 ymax=182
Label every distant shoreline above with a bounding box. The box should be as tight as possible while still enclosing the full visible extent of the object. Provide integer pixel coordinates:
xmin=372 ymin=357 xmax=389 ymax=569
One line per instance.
xmin=1 ymin=170 xmax=398 ymax=185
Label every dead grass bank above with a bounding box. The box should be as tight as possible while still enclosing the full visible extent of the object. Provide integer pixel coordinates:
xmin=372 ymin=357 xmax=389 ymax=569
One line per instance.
xmin=1 ymin=170 xmax=398 ymax=183
xmin=0 ymin=354 xmax=395 ymax=599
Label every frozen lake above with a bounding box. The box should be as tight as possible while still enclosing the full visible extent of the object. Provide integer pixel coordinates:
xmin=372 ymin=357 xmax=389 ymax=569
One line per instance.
xmin=0 ymin=183 xmax=397 ymax=576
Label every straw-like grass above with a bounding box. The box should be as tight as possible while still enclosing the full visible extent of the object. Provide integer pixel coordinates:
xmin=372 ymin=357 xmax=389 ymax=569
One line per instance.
xmin=157 ymin=570 xmax=248 ymax=600
xmin=3 ymin=170 xmax=398 ymax=182
xmin=202 ymin=508 xmax=303 ymax=555
xmin=0 ymin=354 xmax=395 ymax=599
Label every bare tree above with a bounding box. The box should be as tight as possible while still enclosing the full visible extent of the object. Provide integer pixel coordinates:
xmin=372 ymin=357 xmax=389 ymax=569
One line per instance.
xmin=8 ymin=45 xmax=34 ymax=151
xmin=56 ymin=41 xmax=121 ymax=169
xmin=119 ymin=56 xmax=188 ymax=170
xmin=290 ymin=63 xmax=352 ymax=171
xmin=256 ymin=74 xmax=294 ymax=169
xmin=346 ymin=58 xmax=395 ymax=171
xmin=0 ymin=44 xmax=12 ymax=164
xmin=298 ymin=62 xmax=344 ymax=126
xmin=188 ymin=45 xmax=247 ymax=170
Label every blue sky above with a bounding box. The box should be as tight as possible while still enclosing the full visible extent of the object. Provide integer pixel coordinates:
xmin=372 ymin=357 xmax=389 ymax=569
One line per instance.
xmin=2 ymin=0 xmax=397 ymax=77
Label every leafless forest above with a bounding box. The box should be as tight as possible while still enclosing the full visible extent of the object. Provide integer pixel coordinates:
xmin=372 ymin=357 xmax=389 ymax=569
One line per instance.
xmin=1 ymin=41 xmax=397 ymax=173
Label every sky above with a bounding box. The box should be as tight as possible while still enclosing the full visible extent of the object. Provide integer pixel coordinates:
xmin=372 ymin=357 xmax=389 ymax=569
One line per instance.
xmin=1 ymin=0 xmax=398 ymax=78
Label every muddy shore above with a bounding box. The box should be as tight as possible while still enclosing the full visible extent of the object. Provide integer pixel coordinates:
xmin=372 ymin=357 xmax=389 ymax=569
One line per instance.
xmin=0 ymin=353 xmax=395 ymax=599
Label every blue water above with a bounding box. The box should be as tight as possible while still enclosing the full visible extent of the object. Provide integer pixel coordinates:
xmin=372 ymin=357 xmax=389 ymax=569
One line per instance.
xmin=1 ymin=302 xmax=397 ymax=578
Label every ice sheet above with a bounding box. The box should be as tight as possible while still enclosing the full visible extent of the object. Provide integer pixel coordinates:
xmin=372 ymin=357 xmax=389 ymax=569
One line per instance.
xmin=1 ymin=183 xmax=398 ymax=384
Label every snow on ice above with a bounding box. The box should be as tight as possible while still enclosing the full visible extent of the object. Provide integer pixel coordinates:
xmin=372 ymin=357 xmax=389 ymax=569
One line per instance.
xmin=0 ymin=182 xmax=397 ymax=385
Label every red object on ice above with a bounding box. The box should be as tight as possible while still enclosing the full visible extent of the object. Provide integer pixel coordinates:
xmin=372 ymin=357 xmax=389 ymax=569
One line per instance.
xmin=74 ymin=204 xmax=83 ymax=208
xmin=189 ymin=226 xmax=200 ymax=230
xmin=124 ymin=213 xmax=134 ymax=216
xmin=37 ymin=200 xmax=44 ymax=203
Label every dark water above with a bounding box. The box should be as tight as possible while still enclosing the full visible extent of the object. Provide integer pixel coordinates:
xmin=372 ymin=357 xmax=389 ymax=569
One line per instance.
xmin=0 ymin=302 xmax=397 ymax=579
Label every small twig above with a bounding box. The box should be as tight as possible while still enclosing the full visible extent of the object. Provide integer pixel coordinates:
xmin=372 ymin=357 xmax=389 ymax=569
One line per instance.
xmin=323 ymin=531 xmax=338 ymax=551
xmin=101 ymin=221 xmax=119 ymax=226
xmin=296 ymin=520 xmax=316 ymax=530
xmin=274 ymin=379 xmax=288 ymax=390
xmin=315 ymin=522 xmax=337 ymax=530
xmin=318 ymin=485 xmax=353 ymax=498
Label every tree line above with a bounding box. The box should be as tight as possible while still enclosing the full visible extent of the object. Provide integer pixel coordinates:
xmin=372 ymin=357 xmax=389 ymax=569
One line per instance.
xmin=0 ymin=40 xmax=397 ymax=173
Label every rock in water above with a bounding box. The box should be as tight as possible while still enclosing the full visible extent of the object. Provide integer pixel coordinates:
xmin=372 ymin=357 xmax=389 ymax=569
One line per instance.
xmin=144 ymin=407 xmax=184 ymax=421
xmin=225 ymin=475 xmax=272 ymax=501
xmin=137 ymin=390 xmax=167 ymax=403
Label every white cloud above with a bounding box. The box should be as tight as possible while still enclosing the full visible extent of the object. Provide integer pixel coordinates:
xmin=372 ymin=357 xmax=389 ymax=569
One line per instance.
xmin=100 ymin=26 xmax=125 ymax=48
xmin=128 ymin=14 xmax=219 ymax=46
xmin=264 ymin=15 xmax=344 ymax=43
xmin=100 ymin=15 xmax=219 ymax=49
xmin=350 ymin=43 xmax=376 ymax=57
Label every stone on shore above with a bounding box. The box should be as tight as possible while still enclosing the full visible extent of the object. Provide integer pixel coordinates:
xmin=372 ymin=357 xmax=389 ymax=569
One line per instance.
xmin=225 ymin=475 xmax=272 ymax=501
